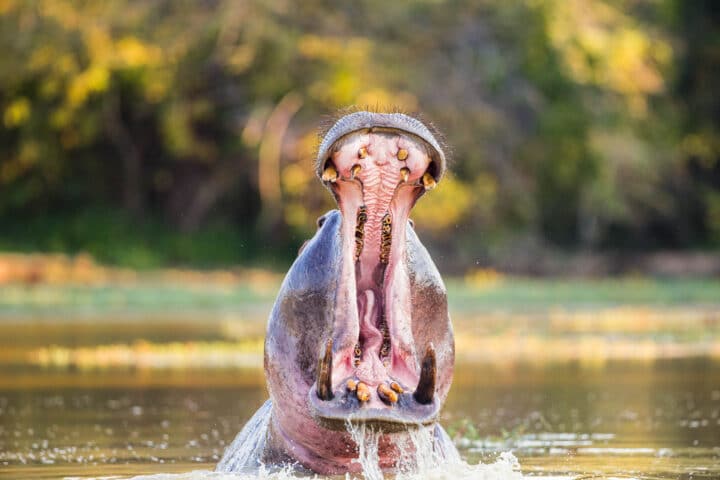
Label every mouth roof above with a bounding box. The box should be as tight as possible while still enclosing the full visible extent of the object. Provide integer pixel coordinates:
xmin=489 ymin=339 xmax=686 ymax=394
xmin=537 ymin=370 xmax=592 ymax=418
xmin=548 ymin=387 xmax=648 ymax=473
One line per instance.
xmin=311 ymin=115 xmax=443 ymax=426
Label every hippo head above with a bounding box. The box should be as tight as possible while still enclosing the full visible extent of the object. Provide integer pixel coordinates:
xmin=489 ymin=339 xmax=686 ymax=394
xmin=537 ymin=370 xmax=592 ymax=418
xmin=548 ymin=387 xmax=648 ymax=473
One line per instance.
xmin=263 ymin=111 xmax=454 ymax=473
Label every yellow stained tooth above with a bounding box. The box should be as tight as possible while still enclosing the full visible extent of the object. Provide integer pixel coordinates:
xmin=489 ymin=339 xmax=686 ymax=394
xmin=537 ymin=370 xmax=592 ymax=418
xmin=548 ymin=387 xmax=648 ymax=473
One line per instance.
xmin=358 ymin=147 xmax=368 ymax=159
xmin=400 ymin=167 xmax=410 ymax=183
xmin=322 ymin=165 xmax=338 ymax=182
xmin=422 ymin=172 xmax=436 ymax=190
xmin=356 ymin=382 xmax=371 ymax=402
xmin=390 ymin=381 xmax=404 ymax=394
xmin=377 ymin=383 xmax=398 ymax=404
xmin=351 ymin=164 xmax=362 ymax=178
xmin=397 ymin=148 xmax=408 ymax=161
xmin=347 ymin=379 xmax=358 ymax=392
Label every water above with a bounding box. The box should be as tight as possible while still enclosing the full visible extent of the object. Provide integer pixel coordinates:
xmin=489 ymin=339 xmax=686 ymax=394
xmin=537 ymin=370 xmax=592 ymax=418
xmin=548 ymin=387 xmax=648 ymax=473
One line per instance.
xmin=342 ymin=420 xmax=522 ymax=480
xmin=215 ymin=400 xmax=271 ymax=473
xmin=1 ymin=358 xmax=718 ymax=479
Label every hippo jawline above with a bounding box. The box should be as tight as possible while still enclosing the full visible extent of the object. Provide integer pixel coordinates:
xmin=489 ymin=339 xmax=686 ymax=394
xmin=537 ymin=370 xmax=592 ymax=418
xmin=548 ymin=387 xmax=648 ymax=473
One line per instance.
xmin=306 ymin=115 xmax=448 ymax=431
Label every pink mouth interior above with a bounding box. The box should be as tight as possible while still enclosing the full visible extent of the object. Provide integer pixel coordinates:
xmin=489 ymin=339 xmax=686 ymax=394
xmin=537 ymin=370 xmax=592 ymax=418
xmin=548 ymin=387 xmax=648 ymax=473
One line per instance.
xmin=323 ymin=130 xmax=436 ymax=409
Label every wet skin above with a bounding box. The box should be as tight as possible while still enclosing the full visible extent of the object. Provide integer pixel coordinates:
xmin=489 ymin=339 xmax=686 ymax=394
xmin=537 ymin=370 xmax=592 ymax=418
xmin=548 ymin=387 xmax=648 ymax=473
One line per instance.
xmin=220 ymin=112 xmax=455 ymax=474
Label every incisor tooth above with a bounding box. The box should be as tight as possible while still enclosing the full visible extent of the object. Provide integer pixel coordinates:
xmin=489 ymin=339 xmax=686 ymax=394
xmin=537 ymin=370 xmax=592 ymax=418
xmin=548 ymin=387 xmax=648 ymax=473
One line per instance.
xmin=346 ymin=379 xmax=358 ymax=392
xmin=422 ymin=172 xmax=436 ymax=190
xmin=390 ymin=381 xmax=404 ymax=394
xmin=322 ymin=165 xmax=338 ymax=182
xmin=400 ymin=167 xmax=410 ymax=183
xmin=356 ymin=382 xmax=370 ymax=402
xmin=378 ymin=383 xmax=398 ymax=404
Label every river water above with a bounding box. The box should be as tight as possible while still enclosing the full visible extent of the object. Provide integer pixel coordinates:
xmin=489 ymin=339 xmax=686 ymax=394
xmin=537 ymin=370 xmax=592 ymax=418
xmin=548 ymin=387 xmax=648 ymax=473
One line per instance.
xmin=1 ymin=356 xmax=718 ymax=479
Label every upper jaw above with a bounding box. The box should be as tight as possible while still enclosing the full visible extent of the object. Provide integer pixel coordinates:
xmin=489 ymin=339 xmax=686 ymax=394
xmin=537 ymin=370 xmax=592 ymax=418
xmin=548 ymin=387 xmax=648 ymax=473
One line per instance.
xmin=316 ymin=112 xmax=447 ymax=184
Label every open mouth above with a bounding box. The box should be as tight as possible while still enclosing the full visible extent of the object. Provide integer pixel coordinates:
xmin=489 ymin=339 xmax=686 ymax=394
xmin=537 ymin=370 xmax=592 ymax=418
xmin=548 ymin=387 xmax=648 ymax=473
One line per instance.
xmin=308 ymin=121 xmax=443 ymax=431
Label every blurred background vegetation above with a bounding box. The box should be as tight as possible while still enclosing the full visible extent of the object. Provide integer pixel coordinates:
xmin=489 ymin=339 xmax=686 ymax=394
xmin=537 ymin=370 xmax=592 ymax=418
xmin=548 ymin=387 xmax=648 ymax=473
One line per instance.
xmin=1 ymin=0 xmax=719 ymax=273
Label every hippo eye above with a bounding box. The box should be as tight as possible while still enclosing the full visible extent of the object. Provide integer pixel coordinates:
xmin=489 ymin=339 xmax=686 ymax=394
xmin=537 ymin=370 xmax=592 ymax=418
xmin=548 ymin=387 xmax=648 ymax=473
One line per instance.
xmin=317 ymin=215 xmax=327 ymax=228
xmin=408 ymin=219 xmax=414 ymax=229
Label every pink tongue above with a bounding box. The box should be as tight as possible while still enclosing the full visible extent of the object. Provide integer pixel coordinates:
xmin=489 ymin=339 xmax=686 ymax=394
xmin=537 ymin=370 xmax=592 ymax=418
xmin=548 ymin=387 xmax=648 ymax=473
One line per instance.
xmin=355 ymin=289 xmax=386 ymax=386
xmin=354 ymin=355 xmax=386 ymax=387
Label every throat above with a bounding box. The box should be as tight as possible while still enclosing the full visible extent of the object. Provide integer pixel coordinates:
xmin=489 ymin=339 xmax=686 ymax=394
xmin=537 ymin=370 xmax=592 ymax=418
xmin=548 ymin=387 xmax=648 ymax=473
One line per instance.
xmin=354 ymin=208 xmax=393 ymax=369
xmin=336 ymin=178 xmax=419 ymax=388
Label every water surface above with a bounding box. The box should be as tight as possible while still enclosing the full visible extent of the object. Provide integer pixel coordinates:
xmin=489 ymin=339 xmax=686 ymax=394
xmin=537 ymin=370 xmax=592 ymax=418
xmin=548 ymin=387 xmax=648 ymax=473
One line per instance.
xmin=1 ymin=358 xmax=718 ymax=479
xmin=1 ymin=291 xmax=718 ymax=479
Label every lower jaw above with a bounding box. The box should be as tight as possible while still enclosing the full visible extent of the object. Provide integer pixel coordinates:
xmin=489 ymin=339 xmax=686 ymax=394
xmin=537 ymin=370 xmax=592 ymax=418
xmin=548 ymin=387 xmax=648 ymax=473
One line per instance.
xmin=308 ymin=384 xmax=440 ymax=432
xmin=305 ymin=177 xmax=442 ymax=426
xmin=270 ymin=408 xmax=425 ymax=475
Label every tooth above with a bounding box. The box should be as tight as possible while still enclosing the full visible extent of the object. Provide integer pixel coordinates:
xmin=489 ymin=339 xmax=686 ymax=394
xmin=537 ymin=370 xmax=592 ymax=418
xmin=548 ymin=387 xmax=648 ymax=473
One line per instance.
xmin=413 ymin=344 xmax=436 ymax=405
xmin=347 ymin=379 xmax=358 ymax=392
xmin=378 ymin=383 xmax=398 ymax=404
xmin=390 ymin=381 xmax=404 ymax=394
xmin=351 ymin=164 xmax=362 ymax=179
xmin=379 ymin=213 xmax=392 ymax=264
xmin=358 ymin=147 xmax=368 ymax=159
xmin=400 ymin=167 xmax=410 ymax=183
xmin=422 ymin=172 xmax=436 ymax=190
xmin=322 ymin=165 xmax=338 ymax=183
xmin=397 ymin=148 xmax=408 ymax=161
xmin=355 ymin=206 xmax=367 ymax=261
xmin=356 ymin=382 xmax=370 ymax=402
xmin=316 ymin=339 xmax=334 ymax=401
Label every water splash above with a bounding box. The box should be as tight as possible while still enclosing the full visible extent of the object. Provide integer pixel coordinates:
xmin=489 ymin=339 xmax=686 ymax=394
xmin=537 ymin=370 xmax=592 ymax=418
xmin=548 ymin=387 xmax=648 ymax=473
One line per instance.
xmin=155 ymin=399 xmax=524 ymax=480
xmin=215 ymin=399 xmax=272 ymax=473
xmin=346 ymin=421 xmax=383 ymax=480
xmin=345 ymin=419 xmax=524 ymax=480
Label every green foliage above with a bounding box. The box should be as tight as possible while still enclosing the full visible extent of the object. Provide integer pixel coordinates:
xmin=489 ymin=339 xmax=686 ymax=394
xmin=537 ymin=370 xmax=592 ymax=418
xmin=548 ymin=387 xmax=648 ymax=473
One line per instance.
xmin=0 ymin=208 xmax=293 ymax=269
xmin=0 ymin=0 xmax=718 ymax=268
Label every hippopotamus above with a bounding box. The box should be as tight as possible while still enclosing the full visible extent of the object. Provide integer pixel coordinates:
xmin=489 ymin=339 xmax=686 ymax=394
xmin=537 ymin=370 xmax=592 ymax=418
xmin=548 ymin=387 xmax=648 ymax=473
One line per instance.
xmin=217 ymin=111 xmax=456 ymax=474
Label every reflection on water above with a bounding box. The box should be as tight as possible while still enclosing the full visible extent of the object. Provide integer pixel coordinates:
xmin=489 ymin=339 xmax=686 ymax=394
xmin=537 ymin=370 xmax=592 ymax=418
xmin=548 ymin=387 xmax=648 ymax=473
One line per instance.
xmin=1 ymin=358 xmax=719 ymax=479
